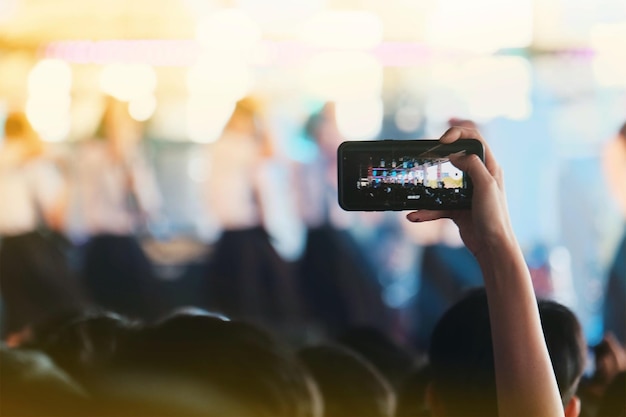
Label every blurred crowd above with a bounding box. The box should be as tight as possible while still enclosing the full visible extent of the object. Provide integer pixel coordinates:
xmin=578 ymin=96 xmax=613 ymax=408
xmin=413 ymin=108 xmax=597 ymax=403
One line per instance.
xmin=0 ymin=96 xmax=625 ymax=416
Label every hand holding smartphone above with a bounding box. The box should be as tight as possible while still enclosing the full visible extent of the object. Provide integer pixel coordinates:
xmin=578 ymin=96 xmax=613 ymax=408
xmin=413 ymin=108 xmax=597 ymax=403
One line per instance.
xmin=337 ymin=139 xmax=484 ymax=211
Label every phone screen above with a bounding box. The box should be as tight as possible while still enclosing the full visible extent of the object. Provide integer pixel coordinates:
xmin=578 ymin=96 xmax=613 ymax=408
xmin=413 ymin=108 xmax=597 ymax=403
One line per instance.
xmin=337 ymin=139 xmax=484 ymax=211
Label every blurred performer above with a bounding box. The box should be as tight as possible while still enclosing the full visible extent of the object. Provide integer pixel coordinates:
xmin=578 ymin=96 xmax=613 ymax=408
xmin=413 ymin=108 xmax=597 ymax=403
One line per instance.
xmin=65 ymin=97 xmax=162 ymax=320
xmin=602 ymin=121 xmax=626 ymax=344
xmin=0 ymin=112 xmax=87 ymax=344
xmin=203 ymin=97 xmax=302 ymax=331
xmin=295 ymin=102 xmax=390 ymax=336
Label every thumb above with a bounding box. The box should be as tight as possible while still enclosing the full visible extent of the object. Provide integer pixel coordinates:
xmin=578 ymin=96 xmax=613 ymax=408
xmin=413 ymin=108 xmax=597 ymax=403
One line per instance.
xmin=449 ymin=153 xmax=492 ymax=188
xmin=406 ymin=210 xmax=451 ymax=222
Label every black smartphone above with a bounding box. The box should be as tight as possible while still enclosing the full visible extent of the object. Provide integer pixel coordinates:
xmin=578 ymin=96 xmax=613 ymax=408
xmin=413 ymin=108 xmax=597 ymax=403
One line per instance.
xmin=337 ymin=139 xmax=485 ymax=211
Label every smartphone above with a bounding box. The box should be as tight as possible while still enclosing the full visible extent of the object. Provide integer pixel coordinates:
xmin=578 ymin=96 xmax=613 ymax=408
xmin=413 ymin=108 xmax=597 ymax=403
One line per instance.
xmin=337 ymin=139 xmax=485 ymax=211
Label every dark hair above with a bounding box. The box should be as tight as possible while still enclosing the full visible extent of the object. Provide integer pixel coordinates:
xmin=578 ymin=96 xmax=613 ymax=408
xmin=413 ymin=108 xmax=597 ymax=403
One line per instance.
xmin=113 ymin=313 xmax=320 ymax=417
xmin=336 ymin=326 xmax=416 ymax=391
xmin=428 ymin=288 xmax=497 ymax=417
xmin=597 ymin=371 xmax=626 ymax=417
xmin=537 ymin=299 xmax=586 ymax=404
xmin=298 ymin=344 xmax=396 ymax=417
xmin=429 ymin=288 xmax=587 ymax=416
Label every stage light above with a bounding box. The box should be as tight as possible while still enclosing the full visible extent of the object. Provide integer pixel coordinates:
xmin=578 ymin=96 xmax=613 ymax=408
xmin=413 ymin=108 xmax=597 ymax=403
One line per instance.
xmin=128 ymin=94 xmax=157 ymax=122
xmin=424 ymin=0 xmax=532 ymax=54
xmin=426 ymin=56 xmax=531 ymax=123
xmin=26 ymin=96 xmax=71 ymax=142
xmin=591 ymin=23 xmax=626 ymax=88
xmin=26 ymin=59 xmax=73 ymax=142
xmin=302 ymin=51 xmax=382 ymax=101
xmin=99 ymin=63 xmax=157 ymax=102
xmin=0 ymin=0 xmax=17 ymax=22
xmin=27 ymin=59 xmax=72 ymax=96
xmin=186 ymin=58 xmax=252 ymax=103
xmin=592 ymin=55 xmax=626 ymax=88
xmin=196 ymin=8 xmax=261 ymax=53
xmin=26 ymin=95 xmax=71 ymax=114
xmin=335 ymin=98 xmax=383 ymax=141
xmin=186 ymin=98 xmax=235 ymax=143
xmin=299 ymin=10 xmax=383 ymax=50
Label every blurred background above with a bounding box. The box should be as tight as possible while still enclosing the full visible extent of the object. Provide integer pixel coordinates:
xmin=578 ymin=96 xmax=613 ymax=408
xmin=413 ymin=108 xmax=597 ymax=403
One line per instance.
xmin=0 ymin=0 xmax=625 ymax=347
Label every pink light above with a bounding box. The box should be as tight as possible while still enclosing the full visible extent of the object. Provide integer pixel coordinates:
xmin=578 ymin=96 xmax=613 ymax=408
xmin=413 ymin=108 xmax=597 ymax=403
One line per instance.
xmin=41 ymin=39 xmax=445 ymax=67
xmin=372 ymin=42 xmax=434 ymax=67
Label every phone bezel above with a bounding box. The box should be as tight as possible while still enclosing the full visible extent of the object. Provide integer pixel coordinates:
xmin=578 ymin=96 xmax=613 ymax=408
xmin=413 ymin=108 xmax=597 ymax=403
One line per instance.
xmin=337 ymin=139 xmax=485 ymax=211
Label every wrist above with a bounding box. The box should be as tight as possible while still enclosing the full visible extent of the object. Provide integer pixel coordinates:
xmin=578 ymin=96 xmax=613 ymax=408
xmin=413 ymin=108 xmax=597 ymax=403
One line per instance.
xmin=472 ymin=224 xmax=518 ymax=263
xmin=475 ymin=236 xmax=528 ymax=285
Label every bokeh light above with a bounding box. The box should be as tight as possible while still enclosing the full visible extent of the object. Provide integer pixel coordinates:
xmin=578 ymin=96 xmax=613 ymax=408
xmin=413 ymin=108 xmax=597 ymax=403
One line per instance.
xmin=186 ymin=58 xmax=252 ymax=103
xmin=186 ymin=99 xmax=235 ymax=143
xmin=99 ymin=63 xmax=157 ymax=102
xmin=335 ymin=98 xmax=383 ymax=140
xmin=299 ymin=11 xmax=383 ymax=50
xmin=301 ymin=51 xmax=383 ymax=102
xmin=195 ymin=8 xmax=261 ymax=53
xmin=26 ymin=59 xmax=73 ymax=142
xmin=128 ymin=94 xmax=157 ymax=122
xmin=27 ymin=59 xmax=72 ymax=96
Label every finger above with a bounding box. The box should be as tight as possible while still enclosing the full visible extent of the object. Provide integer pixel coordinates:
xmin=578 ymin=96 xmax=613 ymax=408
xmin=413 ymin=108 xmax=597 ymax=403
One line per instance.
xmin=448 ymin=118 xmax=478 ymax=129
xmin=439 ymin=126 xmax=497 ymax=174
xmin=406 ymin=210 xmax=451 ymax=222
xmin=449 ymin=153 xmax=496 ymax=189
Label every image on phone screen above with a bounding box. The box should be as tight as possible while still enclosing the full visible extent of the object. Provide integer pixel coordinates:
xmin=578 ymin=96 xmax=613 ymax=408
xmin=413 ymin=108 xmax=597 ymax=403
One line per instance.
xmin=338 ymin=139 xmax=484 ymax=211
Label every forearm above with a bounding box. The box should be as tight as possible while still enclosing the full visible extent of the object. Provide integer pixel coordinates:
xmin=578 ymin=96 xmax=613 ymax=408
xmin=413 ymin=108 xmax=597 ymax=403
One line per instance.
xmin=477 ymin=239 xmax=563 ymax=417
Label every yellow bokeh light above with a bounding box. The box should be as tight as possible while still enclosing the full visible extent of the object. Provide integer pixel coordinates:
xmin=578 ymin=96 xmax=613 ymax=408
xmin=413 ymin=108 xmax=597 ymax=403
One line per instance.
xmin=27 ymin=59 xmax=72 ymax=96
xmin=195 ymin=8 xmax=261 ymax=53
xmin=186 ymin=58 xmax=252 ymax=103
xmin=26 ymin=95 xmax=71 ymax=142
xmin=590 ymin=23 xmax=626 ymax=88
xmin=426 ymin=56 xmax=532 ymax=122
xmin=186 ymin=98 xmax=235 ymax=143
xmin=99 ymin=64 xmax=157 ymax=102
xmin=302 ymin=51 xmax=383 ymax=102
xmin=128 ymin=94 xmax=157 ymax=122
xmin=299 ymin=11 xmax=383 ymax=50
xmin=335 ymin=98 xmax=383 ymax=141
xmin=425 ymin=0 xmax=533 ymax=54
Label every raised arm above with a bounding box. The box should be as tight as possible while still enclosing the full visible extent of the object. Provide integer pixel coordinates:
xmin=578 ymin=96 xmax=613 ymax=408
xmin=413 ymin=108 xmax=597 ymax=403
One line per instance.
xmin=407 ymin=127 xmax=564 ymax=417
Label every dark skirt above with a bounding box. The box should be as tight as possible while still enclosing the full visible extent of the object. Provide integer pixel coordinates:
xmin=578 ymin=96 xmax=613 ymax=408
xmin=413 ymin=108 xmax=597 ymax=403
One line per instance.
xmin=298 ymin=225 xmax=390 ymax=336
xmin=80 ymin=234 xmax=160 ymax=321
xmin=0 ymin=231 xmax=88 ymax=335
xmin=204 ymin=227 xmax=303 ymax=331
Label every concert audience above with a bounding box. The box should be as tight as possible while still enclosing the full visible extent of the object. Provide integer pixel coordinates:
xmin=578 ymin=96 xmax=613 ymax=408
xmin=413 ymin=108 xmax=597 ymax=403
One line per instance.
xmin=335 ymin=326 xmax=418 ymax=391
xmin=0 ymin=345 xmax=89 ymax=417
xmin=2 ymin=126 xmax=625 ymax=417
xmin=104 ymin=309 xmax=321 ymax=417
xmin=26 ymin=311 xmax=137 ymax=390
xmin=421 ymin=289 xmax=586 ymax=417
xmin=298 ymin=343 xmax=396 ymax=417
